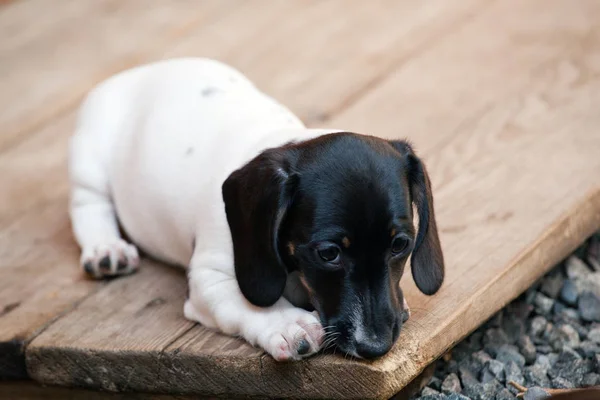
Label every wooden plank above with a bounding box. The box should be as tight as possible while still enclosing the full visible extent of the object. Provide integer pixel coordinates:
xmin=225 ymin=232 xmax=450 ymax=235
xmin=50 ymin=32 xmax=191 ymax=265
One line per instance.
xmin=0 ymin=0 xmax=234 ymax=153
xmin=5 ymin=0 xmax=482 ymax=392
xmin=23 ymin=1 xmax=600 ymax=400
xmin=160 ymin=0 xmax=486 ymax=124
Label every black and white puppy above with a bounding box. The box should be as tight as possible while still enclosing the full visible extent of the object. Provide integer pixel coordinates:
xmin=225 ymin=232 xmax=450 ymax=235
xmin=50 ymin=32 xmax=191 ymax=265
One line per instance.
xmin=69 ymin=58 xmax=444 ymax=362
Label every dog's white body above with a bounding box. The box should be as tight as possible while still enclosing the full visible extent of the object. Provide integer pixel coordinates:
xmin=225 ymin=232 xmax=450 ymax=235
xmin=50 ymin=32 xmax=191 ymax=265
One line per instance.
xmin=69 ymin=58 xmax=336 ymax=360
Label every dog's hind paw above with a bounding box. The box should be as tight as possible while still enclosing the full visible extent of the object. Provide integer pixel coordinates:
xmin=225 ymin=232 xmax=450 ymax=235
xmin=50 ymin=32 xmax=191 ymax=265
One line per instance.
xmin=80 ymin=239 xmax=139 ymax=279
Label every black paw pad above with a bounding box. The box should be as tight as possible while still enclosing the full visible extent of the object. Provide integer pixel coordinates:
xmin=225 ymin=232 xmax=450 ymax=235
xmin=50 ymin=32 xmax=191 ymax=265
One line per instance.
xmin=117 ymin=258 xmax=128 ymax=271
xmin=83 ymin=261 xmax=94 ymax=275
xmin=99 ymin=256 xmax=111 ymax=272
xmin=297 ymin=339 xmax=311 ymax=355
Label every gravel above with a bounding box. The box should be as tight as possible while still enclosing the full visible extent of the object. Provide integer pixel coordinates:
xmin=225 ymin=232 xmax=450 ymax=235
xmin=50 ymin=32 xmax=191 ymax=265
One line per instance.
xmin=411 ymin=233 xmax=600 ymax=400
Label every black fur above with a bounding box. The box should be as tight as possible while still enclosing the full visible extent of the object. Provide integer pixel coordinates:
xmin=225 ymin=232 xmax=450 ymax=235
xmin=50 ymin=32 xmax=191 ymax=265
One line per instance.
xmin=222 ymin=132 xmax=444 ymax=358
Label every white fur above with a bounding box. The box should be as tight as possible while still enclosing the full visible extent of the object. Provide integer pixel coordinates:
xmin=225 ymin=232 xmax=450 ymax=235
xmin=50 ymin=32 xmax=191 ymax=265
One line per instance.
xmin=68 ymin=58 xmax=339 ymax=360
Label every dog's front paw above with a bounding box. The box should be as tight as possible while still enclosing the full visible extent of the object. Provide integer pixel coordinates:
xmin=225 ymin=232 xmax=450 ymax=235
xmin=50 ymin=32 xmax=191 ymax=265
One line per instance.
xmin=259 ymin=309 xmax=324 ymax=362
xmin=80 ymin=239 xmax=139 ymax=279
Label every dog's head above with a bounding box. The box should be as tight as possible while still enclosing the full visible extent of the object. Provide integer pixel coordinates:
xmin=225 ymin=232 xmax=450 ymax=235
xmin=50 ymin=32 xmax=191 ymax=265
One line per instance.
xmin=222 ymin=132 xmax=444 ymax=359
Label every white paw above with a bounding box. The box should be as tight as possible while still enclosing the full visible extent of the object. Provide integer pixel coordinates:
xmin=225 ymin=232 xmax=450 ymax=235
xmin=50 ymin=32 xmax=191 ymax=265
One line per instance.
xmin=81 ymin=239 xmax=139 ymax=279
xmin=402 ymin=297 xmax=411 ymax=322
xmin=259 ymin=309 xmax=324 ymax=362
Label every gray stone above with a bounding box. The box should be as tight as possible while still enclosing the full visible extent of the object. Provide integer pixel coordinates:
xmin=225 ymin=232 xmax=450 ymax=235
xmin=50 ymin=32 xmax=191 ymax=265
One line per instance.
xmin=419 ymin=395 xmax=444 ymax=400
xmin=517 ymin=334 xmax=537 ymax=364
xmin=595 ymin=354 xmax=600 ymax=371
xmin=495 ymin=388 xmax=515 ymax=400
xmin=505 ymin=360 xmax=525 ymax=389
xmin=524 ymin=364 xmax=551 ymax=387
xmin=566 ymin=256 xmax=592 ymax=279
xmin=579 ymin=291 xmax=600 ymax=322
xmin=549 ymin=352 xmax=594 ymax=387
xmin=446 ymin=394 xmax=471 ymax=400
xmin=559 ymin=279 xmax=579 ymax=306
xmin=576 ymin=341 xmax=600 ymax=359
xmin=523 ymin=387 xmax=550 ymax=400
xmin=534 ymin=293 xmax=554 ymax=316
xmin=503 ymin=318 xmax=526 ymax=344
xmin=428 ymin=376 xmax=442 ymax=391
xmin=481 ymin=359 xmax=505 ymax=383
xmin=582 ymin=373 xmax=600 ymax=387
xmin=534 ymin=354 xmax=552 ymax=373
xmin=458 ymin=365 xmax=479 ymax=389
xmin=587 ymin=326 xmax=600 ymax=343
xmin=535 ymin=344 xmax=553 ymax=354
xmin=530 ymin=316 xmax=548 ymax=338
xmin=550 ymin=324 xmax=580 ymax=351
xmin=541 ymin=273 xmax=564 ymax=299
xmin=483 ymin=328 xmax=510 ymax=356
xmin=551 ymin=376 xmax=575 ymax=389
xmin=560 ymin=306 xmax=580 ymax=320
xmin=421 ymin=387 xmax=440 ymax=396
xmin=496 ymin=344 xmax=526 ymax=368
xmin=441 ymin=373 xmax=461 ymax=394
xmin=573 ymin=272 xmax=600 ymax=298
xmin=462 ymin=379 xmax=503 ymax=400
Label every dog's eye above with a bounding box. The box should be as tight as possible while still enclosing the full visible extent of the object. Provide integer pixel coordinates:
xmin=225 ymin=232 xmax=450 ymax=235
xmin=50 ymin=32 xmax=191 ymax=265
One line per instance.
xmin=391 ymin=236 xmax=410 ymax=255
xmin=317 ymin=244 xmax=341 ymax=263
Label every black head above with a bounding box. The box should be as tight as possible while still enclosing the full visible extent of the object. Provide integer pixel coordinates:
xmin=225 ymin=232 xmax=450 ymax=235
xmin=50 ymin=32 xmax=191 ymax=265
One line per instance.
xmin=222 ymin=132 xmax=444 ymax=359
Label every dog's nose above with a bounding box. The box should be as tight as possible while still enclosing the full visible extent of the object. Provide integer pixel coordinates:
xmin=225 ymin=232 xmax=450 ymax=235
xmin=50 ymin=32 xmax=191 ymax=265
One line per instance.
xmin=354 ymin=338 xmax=392 ymax=359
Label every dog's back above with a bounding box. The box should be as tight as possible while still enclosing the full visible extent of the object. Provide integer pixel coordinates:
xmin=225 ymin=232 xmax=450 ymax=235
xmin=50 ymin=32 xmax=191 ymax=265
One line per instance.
xmin=69 ymin=58 xmax=306 ymax=266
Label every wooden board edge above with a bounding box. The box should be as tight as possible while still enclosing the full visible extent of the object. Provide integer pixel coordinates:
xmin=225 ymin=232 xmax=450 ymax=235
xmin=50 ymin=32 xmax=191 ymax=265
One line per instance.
xmin=377 ymin=186 xmax=600 ymax=397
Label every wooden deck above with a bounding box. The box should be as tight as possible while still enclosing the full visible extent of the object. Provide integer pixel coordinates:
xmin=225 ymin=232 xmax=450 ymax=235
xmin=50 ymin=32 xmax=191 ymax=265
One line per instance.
xmin=1 ymin=1 xmax=600 ymax=399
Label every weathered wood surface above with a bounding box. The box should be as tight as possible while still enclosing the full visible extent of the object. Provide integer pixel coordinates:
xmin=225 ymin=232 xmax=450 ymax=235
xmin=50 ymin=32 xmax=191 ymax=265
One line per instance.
xmin=0 ymin=0 xmax=478 ymax=387
xmin=1 ymin=0 xmax=600 ymax=399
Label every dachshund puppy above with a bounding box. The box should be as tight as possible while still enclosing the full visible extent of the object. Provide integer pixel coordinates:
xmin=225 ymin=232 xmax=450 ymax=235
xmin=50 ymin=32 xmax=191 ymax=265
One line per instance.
xmin=69 ymin=58 xmax=444 ymax=361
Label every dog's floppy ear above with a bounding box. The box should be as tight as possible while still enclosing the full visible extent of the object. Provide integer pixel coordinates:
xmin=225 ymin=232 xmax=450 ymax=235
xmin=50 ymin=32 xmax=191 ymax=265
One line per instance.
xmin=389 ymin=140 xmax=444 ymax=295
xmin=222 ymin=149 xmax=297 ymax=307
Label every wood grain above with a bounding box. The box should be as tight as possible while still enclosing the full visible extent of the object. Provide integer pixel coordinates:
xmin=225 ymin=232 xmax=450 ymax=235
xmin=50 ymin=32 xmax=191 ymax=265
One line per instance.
xmin=3 ymin=0 xmax=600 ymax=399
xmin=0 ymin=1 xmax=478 ymax=384
xmin=0 ymin=0 xmax=235 ymax=153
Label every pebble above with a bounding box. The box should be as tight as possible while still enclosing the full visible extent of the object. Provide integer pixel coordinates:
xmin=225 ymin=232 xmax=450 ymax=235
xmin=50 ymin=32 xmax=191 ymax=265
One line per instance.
xmin=495 ymin=388 xmax=516 ymax=400
xmin=505 ymin=360 xmax=525 ymax=389
xmin=458 ymin=365 xmax=479 ymax=389
xmin=469 ymin=350 xmax=493 ymax=375
xmin=576 ymin=341 xmax=600 ymax=359
xmin=503 ymin=318 xmax=526 ymax=344
xmin=496 ymin=344 xmax=526 ymax=368
xmin=421 ymin=387 xmax=440 ymax=396
xmin=462 ymin=380 xmax=503 ymax=400
xmin=573 ymin=272 xmax=600 ymax=298
xmin=483 ymin=329 xmax=510 ymax=356
xmin=419 ymin=395 xmax=444 ymax=400
xmin=534 ymin=354 xmax=552 ymax=373
xmin=533 ymin=293 xmax=554 ymax=315
xmin=535 ymin=344 xmax=553 ymax=354
xmin=517 ymin=334 xmax=536 ymax=364
xmin=541 ymin=273 xmax=563 ymax=299
xmin=595 ymin=354 xmax=600 ymax=370
xmin=565 ymin=256 xmax=591 ymax=279
xmin=441 ymin=373 xmax=461 ymax=394
xmin=582 ymin=372 xmax=600 ymax=387
xmin=428 ymin=376 xmax=442 ymax=391
xmin=559 ymin=279 xmax=579 ymax=306
xmin=523 ymin=387 xmax=550 ymax=400
xmin=578 ymin=291 xmax=600 ymax=322
xmin=551 ymin=376 xmax=575 ymax=389
xmin=446 ymin=394 xmax=471 ymax=400
xmin=587 ymin=326 xmax=600 ymax=343
xmin=529 ymin=316 xmax=548 ymax=338
xmin=550 ymin=324 xmax=580 ymax=350
xmin=481 ymin=359 xmax=505 ymax=383
xmin=524 ymin=364 xmax=551 ymax=387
